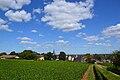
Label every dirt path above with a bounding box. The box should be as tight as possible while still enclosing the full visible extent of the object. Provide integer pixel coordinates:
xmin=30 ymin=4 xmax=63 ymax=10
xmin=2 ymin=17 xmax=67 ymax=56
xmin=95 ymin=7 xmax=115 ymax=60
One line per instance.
xmin=81 ymin=65 xmax=91 ymax=80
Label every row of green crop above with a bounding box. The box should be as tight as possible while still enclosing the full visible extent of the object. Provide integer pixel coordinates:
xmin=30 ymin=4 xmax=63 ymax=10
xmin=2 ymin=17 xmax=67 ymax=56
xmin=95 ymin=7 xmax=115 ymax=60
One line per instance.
xmin=86 ymin=65 xmax=95 ymax=80
xmin=95 ymin=65 xmax=120 ymax=80
xmin=100 ymin=63 xmax=120 ymax=75
xmin=0 ymin=59 xmax=89 ymax=80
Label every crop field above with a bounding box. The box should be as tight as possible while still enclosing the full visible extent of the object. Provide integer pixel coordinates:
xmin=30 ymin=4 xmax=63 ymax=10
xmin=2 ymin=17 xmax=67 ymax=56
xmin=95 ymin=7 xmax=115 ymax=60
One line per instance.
xmin=0 ymin=60 xmax=89 ymax=80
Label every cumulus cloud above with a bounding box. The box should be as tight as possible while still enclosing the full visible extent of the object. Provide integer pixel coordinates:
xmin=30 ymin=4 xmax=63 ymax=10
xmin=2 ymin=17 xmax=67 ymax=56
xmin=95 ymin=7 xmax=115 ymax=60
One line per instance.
xmin=83 ymin=36 xmax=104 ymax=42
xmin=58 ymin=36 xmax=64 ymax=38
xmin=95 ymin=43 xmax=111 ymax=46
xmin=31 ymin=30 xmax=37 ymax=33
xmin=37 ymin=42 xmax=53 ymax=47
xmin=102 ymin=24 xmax=120 ymax=38
xmin=0 ymin=25 xmax=13 ymax=32
xmin=0 ymin=18 xmax=7 ymax=25
xmin=39 ymin=34 xmax=44 ymax=37
xmin=5 ymin=10 xmax=32 ymax=22
xmin=41 ymin=0 xmax=94 ymax=32
xmin=17 ymin=37 xmax=32 ymax=41
xmin=76 ymin=32 xmax=87 ymax=37
xmin=37 ymin=40 xmax=69 ymax=47
xmin=18 ymin=31 xmax=23 ymax=33
xmin=55 ymin=40 xmax=69 ymax=45
xmin=20 ymin=41 xmax=37 ymax=45
xmin=33 ymin=8 xmax=41 ymax=14
xmin=0 ymin=0 xmax=31 ymax=10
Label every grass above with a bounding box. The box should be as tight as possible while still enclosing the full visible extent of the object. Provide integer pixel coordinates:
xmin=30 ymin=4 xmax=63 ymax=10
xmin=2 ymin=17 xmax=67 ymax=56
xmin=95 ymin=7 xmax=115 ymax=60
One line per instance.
xmin=0 ymin=59 xmax=89 ymax=80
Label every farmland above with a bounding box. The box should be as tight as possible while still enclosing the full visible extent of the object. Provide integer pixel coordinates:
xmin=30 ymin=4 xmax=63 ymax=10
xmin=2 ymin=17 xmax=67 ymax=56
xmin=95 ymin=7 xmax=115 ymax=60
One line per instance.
xmin=0 ymin=60 xmax=89 ymax=80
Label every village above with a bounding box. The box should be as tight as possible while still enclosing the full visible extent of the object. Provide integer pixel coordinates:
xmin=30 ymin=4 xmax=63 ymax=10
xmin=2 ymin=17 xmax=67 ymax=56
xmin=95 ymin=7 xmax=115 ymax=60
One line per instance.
xmin=0 ymin=50 xmax=111 ymax=64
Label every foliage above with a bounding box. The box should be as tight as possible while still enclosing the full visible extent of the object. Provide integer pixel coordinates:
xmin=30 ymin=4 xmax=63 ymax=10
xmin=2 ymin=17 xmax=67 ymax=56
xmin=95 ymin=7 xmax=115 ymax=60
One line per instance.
xmin=0 ymin=60 xmax=89 ymax=80
xmin=44 ymin=52 xmax=54 ymax=60
xmin=9 ymin=51 xmax=18 ymax=55
xmin=85 ymin=53 xmax=92 ymax=63
xmin=19 ymin=50 xmax=37 ymax=60
xmin=93 ymin=54 xmax=102 ymax=61
xmin=110 ymin=50 xmax=120 ymax=67
xmin=0 ymin=52 xmax=7 ymax=56
xmin=59 ymin=52 xmax=66 ymax=61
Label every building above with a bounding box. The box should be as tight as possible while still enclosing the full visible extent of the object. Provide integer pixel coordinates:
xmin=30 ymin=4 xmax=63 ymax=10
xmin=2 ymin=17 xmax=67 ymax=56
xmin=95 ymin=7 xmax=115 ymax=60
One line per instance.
xmin=0 ymin=55 xmax=19 ymax=59
xmin=37 ymin=55 xmax=44 ymax=61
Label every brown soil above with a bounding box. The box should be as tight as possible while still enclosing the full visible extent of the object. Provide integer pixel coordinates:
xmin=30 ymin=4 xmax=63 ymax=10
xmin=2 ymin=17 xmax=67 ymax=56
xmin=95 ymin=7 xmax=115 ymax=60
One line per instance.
xmin=81 ymin=65 xmax=91 ymax=80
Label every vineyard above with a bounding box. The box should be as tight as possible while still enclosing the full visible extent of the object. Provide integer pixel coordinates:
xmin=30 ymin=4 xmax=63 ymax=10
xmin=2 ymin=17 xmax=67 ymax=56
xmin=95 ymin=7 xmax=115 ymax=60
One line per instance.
xmin=0 ymin=60 xmax=89 ymax=80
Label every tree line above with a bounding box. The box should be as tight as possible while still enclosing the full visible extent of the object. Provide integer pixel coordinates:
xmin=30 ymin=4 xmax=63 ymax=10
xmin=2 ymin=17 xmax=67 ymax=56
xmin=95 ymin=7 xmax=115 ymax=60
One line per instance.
xmin=0 ymin=50 xmax=66 ymax=61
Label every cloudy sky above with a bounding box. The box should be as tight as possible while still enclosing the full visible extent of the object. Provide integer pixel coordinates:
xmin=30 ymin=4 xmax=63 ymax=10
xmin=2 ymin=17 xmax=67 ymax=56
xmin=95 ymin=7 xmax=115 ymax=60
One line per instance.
xmin=0 ymin=0 xmax=120 ymax=54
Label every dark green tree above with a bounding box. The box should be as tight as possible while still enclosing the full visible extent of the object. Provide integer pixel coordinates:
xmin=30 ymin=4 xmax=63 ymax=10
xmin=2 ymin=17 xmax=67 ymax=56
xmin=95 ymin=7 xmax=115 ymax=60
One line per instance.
xmin=44 ymin=52 xmax=53 ymax=60
xmin=53 ymin=55 xmax=57 ymax=60
xmin=19 ymin=50 xmax=37 ymax=60
xmin=9 ymin=51 xmax=18 ymax=55
xmin=85 ymin=53 xmax=92 ymax=63
xmin=93 ymin=54 xmax=102 ymax=61
xmin=111 ymin=50 xmax=120 ymax=67
xmin=0 ymin=52 xmax=7 ymax=56
xmin=59 ymin=52 xmax=66 ymax=61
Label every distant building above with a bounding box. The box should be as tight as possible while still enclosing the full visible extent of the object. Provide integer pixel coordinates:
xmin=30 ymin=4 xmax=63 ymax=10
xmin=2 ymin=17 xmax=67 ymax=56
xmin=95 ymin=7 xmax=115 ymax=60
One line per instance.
xmin=37 ymin=55 xmax=44 ymax=61
xmin=0 ymin=55 xmax=19 ymax=59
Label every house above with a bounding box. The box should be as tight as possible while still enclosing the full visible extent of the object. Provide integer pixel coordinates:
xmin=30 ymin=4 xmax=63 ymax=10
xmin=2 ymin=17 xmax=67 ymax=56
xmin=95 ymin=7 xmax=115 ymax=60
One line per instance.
xmin=37 ymin=55 xmax=44 ymax=61
xmin=66 ymin=55 xmax=86 ymax=62
xmin=0 ymin=55 xmax=19 ymax=59
xmin=74 ymin=55 xmax=86 ymax=62
xmin=67 ymin=55 xmax=75 ymax=61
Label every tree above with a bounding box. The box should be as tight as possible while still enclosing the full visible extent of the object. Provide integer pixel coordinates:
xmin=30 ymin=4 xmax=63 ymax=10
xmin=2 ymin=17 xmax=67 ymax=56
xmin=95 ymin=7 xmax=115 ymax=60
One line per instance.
xmin=44 ymin=52 xmax=53 ymax=60
xmin=19 ymin=50 xmax=37 ymax=60
xmin=53 ymin=55 xmax=57 ymax=60
xmin=111 ymin=50 xmax=120 ymax=67
xmin=0 ymin=52 xmax=7 ymax=56
xmin=85 ymin=53 xmax=92 ymax=63
xmin=9 ymin=51 xmax=18 ymax=55
xmin=59 ymin=52 xmax=66 ymax=61
xmin=93 ymin=54 xmax=102 ymax=61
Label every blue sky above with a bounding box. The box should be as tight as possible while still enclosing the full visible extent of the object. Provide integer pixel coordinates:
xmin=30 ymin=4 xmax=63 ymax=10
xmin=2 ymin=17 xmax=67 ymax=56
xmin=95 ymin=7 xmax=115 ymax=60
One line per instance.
xmin=0 ymin=0 xmax=120 ymax=54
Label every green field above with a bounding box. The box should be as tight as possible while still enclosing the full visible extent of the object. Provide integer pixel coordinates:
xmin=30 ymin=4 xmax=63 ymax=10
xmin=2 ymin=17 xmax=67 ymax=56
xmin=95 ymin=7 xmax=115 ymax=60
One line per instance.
xmin=0 ymin=60 xmax=89 ymax=80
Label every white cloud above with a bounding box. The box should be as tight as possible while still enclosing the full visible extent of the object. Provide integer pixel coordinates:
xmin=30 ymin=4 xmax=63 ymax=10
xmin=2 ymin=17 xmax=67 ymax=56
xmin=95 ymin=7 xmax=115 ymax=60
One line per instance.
xmin=55 ymin=40 xmax=69 ymax=45
xmin=0 ymin=25 xmax=13 ymax=32
xmin=76 ymin=32 xmax=87 ymax=37
xmin=31 ymin=30 xmax=37 ymax=33
xmin=17 ymin=37 xmax=32 ymax=41
xmin=20 ymin=41 xmax=37 ymax=45
xmin=41 ymin=0 xmax=94 ymax=32
xmin=105 ymin=40 xmax=111 ymax=42
xmin=33 ymin=8 xmax=41 ymax=14
xmin=95 ymin=43 xmax=111 ymax=47
xmin=88 ymin=42 xmax=93 ymax=45
xmin=37 ymin=42 xmax=53 ymax=47
xmin=39 ymin=34 xmax=44 ymax=37
xmin=83 ymin=36 xmax=104 ymax=42
xmin=58 ymin=36 xmax=64 ymax=38
xmin=5 ymin=10 xmax=32 ymax=22
xmin=18 ymin=31 xmax=23 ymax=33
xmin=102 ymin=24 xmax=120 ymax=38
xmin=117 ymin=40 xmax=120 ymax=43
xmin=0 ymin=0 xmax=31 ymax=11
xmin=0 ymin=18 xmax=7 ymax=25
